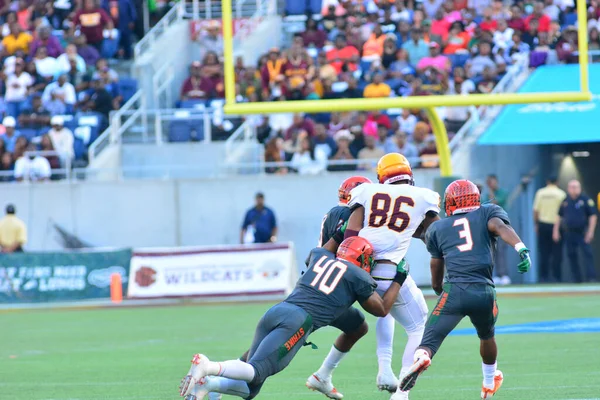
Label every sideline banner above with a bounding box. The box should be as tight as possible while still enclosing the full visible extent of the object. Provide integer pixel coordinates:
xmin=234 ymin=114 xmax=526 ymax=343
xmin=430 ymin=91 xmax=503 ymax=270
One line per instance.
xmin=0 ymin=249 xmax=131 ymax=303
xmin=128 ymin=243 xmax=296 ymax=299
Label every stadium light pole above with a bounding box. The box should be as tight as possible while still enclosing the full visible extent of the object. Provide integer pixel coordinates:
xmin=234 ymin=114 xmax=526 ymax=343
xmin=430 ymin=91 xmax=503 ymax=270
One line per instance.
xmin=221 ymin=0 xmax=591 ymax=177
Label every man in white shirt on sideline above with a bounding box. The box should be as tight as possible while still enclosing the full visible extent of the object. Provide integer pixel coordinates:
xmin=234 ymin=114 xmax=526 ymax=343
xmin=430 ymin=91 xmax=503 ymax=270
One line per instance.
xmin=48 ymin=116 xmax=74 ymax=167
xmin=14 ymin=143 xmax=51 ymax=182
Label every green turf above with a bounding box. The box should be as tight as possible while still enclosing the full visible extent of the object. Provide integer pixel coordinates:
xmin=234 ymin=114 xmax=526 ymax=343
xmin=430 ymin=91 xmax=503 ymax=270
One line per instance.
xmin=2 ymin=294 xmax=600 ymax=400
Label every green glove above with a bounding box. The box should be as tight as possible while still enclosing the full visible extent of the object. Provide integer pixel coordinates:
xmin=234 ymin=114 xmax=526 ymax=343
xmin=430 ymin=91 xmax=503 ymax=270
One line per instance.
xmin=393 ymin=259 xmax=409 ymax=285
xmin=517 ymin=248 xmax=531 ymax=274
xmin=340 ymin=220 xmax=348 ymax=233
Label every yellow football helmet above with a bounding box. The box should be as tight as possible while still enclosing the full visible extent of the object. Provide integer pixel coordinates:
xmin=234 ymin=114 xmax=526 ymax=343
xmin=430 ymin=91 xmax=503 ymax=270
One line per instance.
xmin=376 ymin=153 xmax=413 ymax=184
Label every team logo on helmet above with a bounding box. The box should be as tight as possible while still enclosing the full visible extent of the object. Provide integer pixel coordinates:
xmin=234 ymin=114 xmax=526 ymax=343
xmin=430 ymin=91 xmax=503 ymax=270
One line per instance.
xmin=444 ymin=179 xmax=481 ymax=216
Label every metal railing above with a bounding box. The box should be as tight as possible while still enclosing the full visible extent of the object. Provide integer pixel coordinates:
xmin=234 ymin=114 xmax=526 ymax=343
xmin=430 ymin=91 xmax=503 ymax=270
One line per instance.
xmin=134 ymin=1 xmax=185 ymax=60
xmin=153 ymin=62 xmax=176 ymax=111
xmin=449 ymin=53 xmax=530 ymax=154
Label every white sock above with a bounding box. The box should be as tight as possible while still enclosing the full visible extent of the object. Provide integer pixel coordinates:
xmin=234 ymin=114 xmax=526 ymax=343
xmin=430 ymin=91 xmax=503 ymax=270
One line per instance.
xmin=376 ymin=315 xmax=395 ymax=374
xmin=209 ymin=377 xmax=251 ymax=398
xmin=317 ymin=345 xmax=347 ymax=380
xmin=413 ymin=348 xmax=429 ymax=363
xmin=482 ymin=362 xmax=497 ymax=389
xmin=404 ymin=329 xmax=424 ymax=369
xmin=209 ymin=360 xmax=255 ymax=382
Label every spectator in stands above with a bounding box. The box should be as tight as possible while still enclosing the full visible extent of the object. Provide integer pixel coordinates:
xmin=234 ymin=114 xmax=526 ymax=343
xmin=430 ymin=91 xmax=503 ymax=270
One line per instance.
xmin=4 ymin=58 xmax=33 ymax=118
xmin=508 ymin=31 xmax=530 ymax=59
xmin=479 ymin=7 xmax=497 ymax=32
xmin=363 ymin=72 xmax=392 ymax=98
xmin=14 ymin=142 xmax=51 ymax=182
xmin=358 ymin=135 xmax=384 ymax=171
xmin=419 ymin=137 xmax=439 ymax=167
xmin=42 ymin=74 xmax=76 ymax=115
xmin=557 ymin=26 xmax=578 ymax=63
xmin=590 ymin=27 xmax=600 ymax=50
xmin=1 ymin=22 xmax=32 ymax=56
xmin=18 ymin=95 xmax=51 ymax=130
xmin=329 ymin=129 xmax=356 ymax=172
xmin=313 ymin=123 xmax=336 ymax=159
xmin=89 ymin=77 xmax=114 ymax=118
xmin=284 ymin=46 xmax=313 ymax=100
xmin=376 ymin=123 xmax=399 ymax=153
xmin=290 ymin=133 xmax=326 ymax=175
xmin=493 ymin=19 xmax=514 ymax=50
xmin=261 ymin=47 xmax=286 ymax=98
xmin=98 ymin=66 xmax=122 ymax=106
xmin=12 ymin=136 xmax=28 ymax=160
xmin=264 ymin=137 xmax=287 ymax=175
xmin=522 ymin=18 xmax=539 ymax=49
xmin=40 ymin=134 xmax=61 ymax=172
xmin=423 ymin=0 xmax=444 ymax=19
xmin=16 ymin=0 xmax=32 ymax=30
xmin=0 ymin=205 xmax=27 ymax=252
xmin=180 ymin=61 xmax=213 ymax=101
xmin=403 ymin=28 xmax=429 ymax=66
xmin=417 ymin=42 xmax=451 ymax=73
xmin=507 ymin=4 xmax=526 ymax=32
xmin=285 ymin=113 xmax=314 ymax=139
xmin=397 ymin=109 xmax=417 ymax=135
xmin=57 ymin=44 xmax=86 ymax=75
xmin=326 ymin=113 xmax=345 ymax=136
xmin=0 ymin=153 xmax=14 ymax=182
xmin=476 ymin=66 xmax=498 ymax=93
xmin=73 ymin=0 xmax=114 ymax=52
xmin=362 ymin=24 xmax=387 ymax=61
xmin=302 ymin=18 xmax=327 ymax=48
xmin=411 ymin=121 xmax=430 ymax=152
xmin=341 ymin=76 xmax=362 ymax=98
xmin=196 ymin=20 xmax=223 ymax=60
xmin=48 ymin=115 xmax=74 ymax=167
xmin=395 ymin=130 xmax=419 ymax=159
xmin=74 ymin=34 xmax=100 ymax=67
xmin=103 ymin=0 xmax=137 ymax=59
xmin=443 ymin=21 xmax=471 ymax=55
xmin=2 ymin=116 xmax=20 ymax=153
xmin=93 ymin=58 xmax=119 ymax=82
xmin=525 ymin=1 xmax=551 ymax=32
xmin=326 ymin=34 xmax=359 ymax=74
xmin=33 ymin=46 xmax=59 ymax=79
xmin=467 ymin=41 xmax=499 ymax=77
xmin=30 ymin=25 xmax=63 ymax=58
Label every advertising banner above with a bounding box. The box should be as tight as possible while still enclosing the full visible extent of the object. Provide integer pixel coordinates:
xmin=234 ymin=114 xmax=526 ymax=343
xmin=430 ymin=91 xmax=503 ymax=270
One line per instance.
xmin=0 ymin=249 xmax=131 ymax=303
xmin=128 ymin=243 xmax=295 ymax=299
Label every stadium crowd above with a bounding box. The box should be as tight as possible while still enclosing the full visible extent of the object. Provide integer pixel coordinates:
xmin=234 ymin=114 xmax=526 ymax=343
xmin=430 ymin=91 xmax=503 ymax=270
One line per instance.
xmin=0 ymin=0 xmax=137 ymax=181
xmin=181 ymin=0 xmax=593 ymax=173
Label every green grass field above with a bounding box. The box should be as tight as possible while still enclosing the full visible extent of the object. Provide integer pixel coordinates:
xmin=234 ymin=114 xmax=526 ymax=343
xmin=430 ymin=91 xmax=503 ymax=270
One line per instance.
xmin=2 ymin=294 xmax=600 ymax=400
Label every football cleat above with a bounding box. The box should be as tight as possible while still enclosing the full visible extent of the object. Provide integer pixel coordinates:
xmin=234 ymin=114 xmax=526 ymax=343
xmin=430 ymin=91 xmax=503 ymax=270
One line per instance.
xmin=376 ymin=369 xmax=399 ymax=393
xmin=399 ymin=353 xmax=431 ymax=392
xmin=183 ymin=378 xmax=209 ymax=400
xmin=481 ymin=370 xmax=503 ymax=399
xmin=390 ymin=390 xmax=409 ymax=400
xmin=180 ymin=354 xmax=211 ymax=397
xmin=306 ymin=373 xmax=344 ymax=399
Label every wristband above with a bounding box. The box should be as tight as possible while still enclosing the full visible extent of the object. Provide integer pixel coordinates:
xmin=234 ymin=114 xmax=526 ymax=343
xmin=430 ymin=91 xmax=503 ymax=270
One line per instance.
xmin=332 ymin=229 xmax=344 ymax=244
xmin=344 ymin=229 xmax=359 ymax=240
xmin=514 ymin=242 xmax=526 ymax=252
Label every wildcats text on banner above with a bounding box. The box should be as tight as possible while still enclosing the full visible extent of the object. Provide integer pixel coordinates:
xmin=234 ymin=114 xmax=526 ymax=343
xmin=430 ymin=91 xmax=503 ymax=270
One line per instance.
xmin=128 ymin=243 xmax=296 ymax=299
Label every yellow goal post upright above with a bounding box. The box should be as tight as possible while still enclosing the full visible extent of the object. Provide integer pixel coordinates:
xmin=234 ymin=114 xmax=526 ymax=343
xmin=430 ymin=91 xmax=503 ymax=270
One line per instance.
xmin=221 ymin=0 xmax=591 ymax=177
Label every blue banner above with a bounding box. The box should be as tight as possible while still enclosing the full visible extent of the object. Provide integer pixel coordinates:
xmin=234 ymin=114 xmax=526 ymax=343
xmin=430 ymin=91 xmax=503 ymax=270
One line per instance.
xmin=479 ymin=64 xmax=600 ymax=145
xmin=0 ymin=249 xmax=131 ymax=303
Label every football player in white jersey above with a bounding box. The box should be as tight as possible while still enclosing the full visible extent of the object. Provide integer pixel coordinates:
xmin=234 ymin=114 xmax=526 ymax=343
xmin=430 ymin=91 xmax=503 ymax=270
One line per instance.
xmin=309 ymin=153 xmax=440 ymax=400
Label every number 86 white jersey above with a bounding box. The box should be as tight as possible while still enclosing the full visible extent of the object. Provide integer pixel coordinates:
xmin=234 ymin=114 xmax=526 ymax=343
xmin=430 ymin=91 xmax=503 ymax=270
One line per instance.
xmin=348 ymin=183 xmax=440 ymax=275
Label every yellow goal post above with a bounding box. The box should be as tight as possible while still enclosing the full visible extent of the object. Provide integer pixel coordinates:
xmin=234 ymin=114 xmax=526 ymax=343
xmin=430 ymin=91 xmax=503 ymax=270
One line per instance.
xmin=220 ymin=0 xmax=592 ymax=176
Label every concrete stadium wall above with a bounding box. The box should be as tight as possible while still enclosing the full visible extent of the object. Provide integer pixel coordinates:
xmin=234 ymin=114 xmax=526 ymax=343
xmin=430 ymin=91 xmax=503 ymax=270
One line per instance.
xmin=0 ymin=169 xmax=440 ymax=285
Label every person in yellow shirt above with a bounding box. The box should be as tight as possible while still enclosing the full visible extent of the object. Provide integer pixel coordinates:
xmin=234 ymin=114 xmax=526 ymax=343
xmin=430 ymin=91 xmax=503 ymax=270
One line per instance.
xmin=533 ymin=176 xmax=566 ymax=282
xmin=363 ymin=73 xmax=391 ymax=98
xmin=2 ymin=22 xmax=33 ymax=56
xmin=0 ymin=204 xmax=27 ymax=252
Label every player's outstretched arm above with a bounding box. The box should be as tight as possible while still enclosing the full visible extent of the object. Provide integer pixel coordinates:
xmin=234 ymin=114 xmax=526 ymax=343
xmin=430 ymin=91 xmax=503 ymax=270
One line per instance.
xmin=344 ymin=206 xmax=365 ymax=239
xmin=488 ymin=217 xmax=531 ymax=274
xmin=430 ymin=257 xmax=444 ymax=295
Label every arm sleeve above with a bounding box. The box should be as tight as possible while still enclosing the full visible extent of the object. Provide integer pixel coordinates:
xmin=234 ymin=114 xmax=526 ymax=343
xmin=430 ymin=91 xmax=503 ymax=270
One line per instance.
xmin=558 ymin=202 xmax=566 ymax=217
xmin=351 ymin=269 xmax=377 ymax=303
xmin=585 ymin=198 xmax=597 ymax=217
xmin=422 ymin=188 xmax=441 ymax=214
xmin=270 ymin=209 xmax=277 ymax=228
xmin=425 ymin=224 xmax=443 ymax=259
xmin=532 ymin=191 xmax=541 ymax=212
xmin=18 ymin=221 xmax=27 ymax=245
xmin=241 ymin=211 xmax=251 ymax=229
xmin=486 ymin=204 xmax=511 ymax=225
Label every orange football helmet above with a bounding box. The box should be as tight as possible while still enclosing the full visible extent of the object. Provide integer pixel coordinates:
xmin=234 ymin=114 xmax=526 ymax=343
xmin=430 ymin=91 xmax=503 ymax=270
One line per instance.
xmin=339 ymin=176 xmax=372 ymax=204
xmin=376 ymin=153 xmax=413 ymax=184
xmin=444 ymin=179 xmax=481 ymax=216
xmin=337 ymin=236 xmax=375 ymax=273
